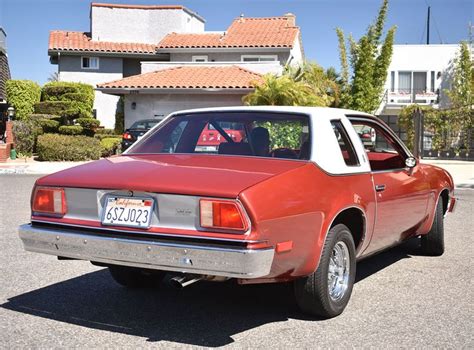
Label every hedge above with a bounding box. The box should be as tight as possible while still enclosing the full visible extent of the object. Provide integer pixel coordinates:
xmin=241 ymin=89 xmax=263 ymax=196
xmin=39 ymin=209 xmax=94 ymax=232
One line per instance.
xmin=29 ymin=113 xmax=61 ymax=121
xmin=59 ymin=125 xmax=84 ymax=135
xmin=12 ymin=121 xmax=36 ymax=156
xmin=100 ymin=137 xmax=121 ymax=157
xmin=37 ymin=119 xmax=60 ymax=133
xmin=115 ymin=96 xmax=125 ymax=134
xmin=42 ymin=81 xmax=94 ymax=110
xmin=95 ymin=128 xmax=116 ymax=135
xmin=36 ymin=134 xmax=102 ymax=161
xmin=76 ymin=118 xmax=100 ymax=129
xmin=34 ymin=101 xmax=92 ymax=120
xmin=5 ymin=80 xmax=41 ymax=120
xmin=94 ymin=133 xmax=122 ymax=141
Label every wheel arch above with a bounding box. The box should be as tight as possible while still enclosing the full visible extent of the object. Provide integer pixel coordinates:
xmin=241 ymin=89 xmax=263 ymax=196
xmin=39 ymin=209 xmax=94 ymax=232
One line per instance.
xmin=329 ymin=206 xmax=366 ymax=253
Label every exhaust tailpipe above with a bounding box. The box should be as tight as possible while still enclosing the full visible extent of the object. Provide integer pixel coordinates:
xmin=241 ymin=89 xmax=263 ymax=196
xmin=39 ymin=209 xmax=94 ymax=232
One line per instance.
xmin=170 ymin=274 xmax=203 ymax=288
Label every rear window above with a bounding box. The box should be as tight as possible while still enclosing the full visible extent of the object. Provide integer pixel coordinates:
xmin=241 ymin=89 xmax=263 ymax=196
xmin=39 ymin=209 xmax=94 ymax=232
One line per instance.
xmin=128 ymin=112 xmax=311 ymax=160
xmin=130 ymin=120 xmax=160 ymax=130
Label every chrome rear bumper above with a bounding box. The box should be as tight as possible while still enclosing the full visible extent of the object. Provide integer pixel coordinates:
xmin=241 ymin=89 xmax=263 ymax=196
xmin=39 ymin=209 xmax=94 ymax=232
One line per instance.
xmin=18 ymin=224 xmax=274 ymax=278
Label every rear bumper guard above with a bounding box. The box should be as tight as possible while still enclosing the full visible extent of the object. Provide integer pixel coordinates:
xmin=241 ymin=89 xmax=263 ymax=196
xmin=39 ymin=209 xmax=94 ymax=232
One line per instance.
xmin=18 ymin=224 xmax=274 ymax=278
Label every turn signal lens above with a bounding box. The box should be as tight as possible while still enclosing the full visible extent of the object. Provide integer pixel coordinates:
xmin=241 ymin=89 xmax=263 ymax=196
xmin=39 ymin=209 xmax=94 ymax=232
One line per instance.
xmin=122 ymin=132 xmax=132 ymax=140
xmin=32 ymin=187 xmax=67 ymax=216
xmin=200 ymin=199 xmax=248 ymax=232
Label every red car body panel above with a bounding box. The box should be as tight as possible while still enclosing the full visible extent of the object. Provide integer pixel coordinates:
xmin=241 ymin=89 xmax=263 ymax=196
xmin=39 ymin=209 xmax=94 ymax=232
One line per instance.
xmin=31 ymin=153 xmax=455 ymax=284
xmin=36 ymin=154 xmax=306 ymax=198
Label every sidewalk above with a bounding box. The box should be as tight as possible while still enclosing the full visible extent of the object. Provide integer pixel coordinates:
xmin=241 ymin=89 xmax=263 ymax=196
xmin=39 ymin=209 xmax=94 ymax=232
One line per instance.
xmin=1 ymin=157 xmax=473 ymax=188
xmin=0 ymin=157 xmax=89 ymax=175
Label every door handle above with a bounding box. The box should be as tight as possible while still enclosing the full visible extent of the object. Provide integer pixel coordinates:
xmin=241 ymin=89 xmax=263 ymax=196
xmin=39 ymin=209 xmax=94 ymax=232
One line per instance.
xmin=375 ymin=184 xmax=386 ymax=192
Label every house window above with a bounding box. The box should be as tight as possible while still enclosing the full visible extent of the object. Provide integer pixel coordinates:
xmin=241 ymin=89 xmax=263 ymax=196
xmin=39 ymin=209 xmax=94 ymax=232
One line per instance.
xmin=82 ymin=57 xmax=99 ymax=69
xmin=430 ymin=71 xmax=435 ymax=92
xmin=241 ymin=55 xmax=278 ymax=62
xmin=192 ymin=55 xmax=208 ymax=62
xmin=390 ymin=71 xmax=395 ymax=92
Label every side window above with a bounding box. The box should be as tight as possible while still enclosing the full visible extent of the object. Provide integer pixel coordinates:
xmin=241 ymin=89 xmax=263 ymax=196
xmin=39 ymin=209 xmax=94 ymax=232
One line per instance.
xmin=351 ymin=121 xmax=406 ymax=171
xmin=331 ymin=120 xmax=359 ymax=166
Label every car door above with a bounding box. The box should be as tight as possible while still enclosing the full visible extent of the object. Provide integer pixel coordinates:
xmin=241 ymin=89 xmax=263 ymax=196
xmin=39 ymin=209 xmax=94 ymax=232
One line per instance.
xmin=350 ymin=118 xmax=431 ymax=254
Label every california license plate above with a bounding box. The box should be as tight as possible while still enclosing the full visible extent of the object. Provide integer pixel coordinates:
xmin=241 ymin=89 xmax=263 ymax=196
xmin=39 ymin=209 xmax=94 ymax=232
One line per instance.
xmin=102 ymin=196 xmax=154 ymax=228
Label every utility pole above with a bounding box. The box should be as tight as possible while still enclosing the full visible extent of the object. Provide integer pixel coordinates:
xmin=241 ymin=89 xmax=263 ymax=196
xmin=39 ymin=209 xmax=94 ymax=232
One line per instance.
xmin=426 ymin=6 xmax=430 ymax=45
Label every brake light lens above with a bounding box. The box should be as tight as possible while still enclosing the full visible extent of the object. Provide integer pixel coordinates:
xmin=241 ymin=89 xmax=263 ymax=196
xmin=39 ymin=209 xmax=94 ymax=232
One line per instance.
xmin=32 ymin=187 xmax=67 ymax=216
xmin=200 ymin=199 xmax=248 ymax=232
xmin=122 ymin=132 xmax=132 ymax=140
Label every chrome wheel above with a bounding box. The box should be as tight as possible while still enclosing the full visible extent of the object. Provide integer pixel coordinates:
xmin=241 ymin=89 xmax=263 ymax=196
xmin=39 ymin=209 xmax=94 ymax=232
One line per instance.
xmin=327 ymin=241 xmax=350 ymax=301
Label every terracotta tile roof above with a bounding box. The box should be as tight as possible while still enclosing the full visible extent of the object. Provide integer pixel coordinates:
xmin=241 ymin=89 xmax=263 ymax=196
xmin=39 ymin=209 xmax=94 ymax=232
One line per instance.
xmin=97 ymin=65 xmax=262 ymax=89
xmin=158 ymin=17 xmax=299 ymax=49
xmin=48 ymin=31 xmax=157 ymax=54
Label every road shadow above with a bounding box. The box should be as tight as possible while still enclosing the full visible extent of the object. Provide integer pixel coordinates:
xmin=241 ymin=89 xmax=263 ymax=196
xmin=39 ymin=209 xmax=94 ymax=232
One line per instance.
xmin=2 ymin=241 xmax=418 ymax=347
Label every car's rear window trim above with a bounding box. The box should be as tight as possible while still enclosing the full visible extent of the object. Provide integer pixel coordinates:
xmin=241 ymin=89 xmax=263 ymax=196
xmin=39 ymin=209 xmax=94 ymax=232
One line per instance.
xmin=125 ymin=110 xmax=313 ymax=161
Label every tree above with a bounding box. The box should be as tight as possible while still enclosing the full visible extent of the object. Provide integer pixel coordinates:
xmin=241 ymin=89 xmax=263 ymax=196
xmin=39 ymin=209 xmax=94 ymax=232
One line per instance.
xmin=336 ymin=0 xmax=396 ymax=113
xmin=243 ymin=73 xmax=327 ymax=107
xmin=244 ymin=61 xmax=339 ymax=107
xmin=48 ymin=71 xmax=59 ymax=82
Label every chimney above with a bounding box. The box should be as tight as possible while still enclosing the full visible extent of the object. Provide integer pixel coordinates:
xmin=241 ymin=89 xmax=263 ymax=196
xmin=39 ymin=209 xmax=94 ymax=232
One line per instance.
xmin=284 ymin=13 xmax=296 ymax=27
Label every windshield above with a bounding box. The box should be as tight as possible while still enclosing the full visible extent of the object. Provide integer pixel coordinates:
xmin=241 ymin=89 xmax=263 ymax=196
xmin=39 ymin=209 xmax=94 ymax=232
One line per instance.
xmin=128 ymin=112 xmax=311 ymax=160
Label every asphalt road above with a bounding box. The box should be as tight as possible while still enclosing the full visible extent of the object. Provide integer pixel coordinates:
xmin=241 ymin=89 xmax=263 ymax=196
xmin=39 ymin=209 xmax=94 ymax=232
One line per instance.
xmin=1 ymin=175 xmax=473 ymax=348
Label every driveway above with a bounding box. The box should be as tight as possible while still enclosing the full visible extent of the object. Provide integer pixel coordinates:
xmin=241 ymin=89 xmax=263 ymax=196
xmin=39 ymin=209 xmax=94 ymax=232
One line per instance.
xmin=1 ymin=175 xmax=473 ymax=348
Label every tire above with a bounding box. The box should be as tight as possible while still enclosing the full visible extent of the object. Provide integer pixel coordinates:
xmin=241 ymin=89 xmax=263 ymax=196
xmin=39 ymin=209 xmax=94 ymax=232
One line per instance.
xmin=108 ymin=265 xmax=165 ymax=288
xmin=420 ymin=198 xmax=445 ymax=256
xmin=294 ymin=224 xmax=356 ymax=319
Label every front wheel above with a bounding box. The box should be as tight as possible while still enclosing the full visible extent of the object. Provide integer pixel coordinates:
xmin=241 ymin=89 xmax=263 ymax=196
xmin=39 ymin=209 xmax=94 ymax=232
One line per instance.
xmin=108 ymin=265 xmax=165 ymax=288
xmin=294 ymin=224 xmax=356 ymax=318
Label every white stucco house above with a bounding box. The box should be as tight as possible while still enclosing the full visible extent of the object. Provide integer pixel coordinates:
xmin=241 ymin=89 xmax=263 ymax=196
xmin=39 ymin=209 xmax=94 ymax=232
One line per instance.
xmin=375 ymin=44 xmax=464 ymax=137
xmin=48 ymin=2 xmax=304 ymax=128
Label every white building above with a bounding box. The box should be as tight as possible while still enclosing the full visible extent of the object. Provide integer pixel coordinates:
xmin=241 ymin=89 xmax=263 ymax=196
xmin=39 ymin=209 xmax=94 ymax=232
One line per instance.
xmin=49 ymin=3 xmax=304 ymax=129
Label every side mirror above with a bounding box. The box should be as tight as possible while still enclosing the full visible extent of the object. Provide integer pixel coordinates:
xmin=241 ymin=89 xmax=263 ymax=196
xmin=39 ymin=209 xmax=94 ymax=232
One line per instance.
xmin=405 ymin=157 xmax=417 ymax=168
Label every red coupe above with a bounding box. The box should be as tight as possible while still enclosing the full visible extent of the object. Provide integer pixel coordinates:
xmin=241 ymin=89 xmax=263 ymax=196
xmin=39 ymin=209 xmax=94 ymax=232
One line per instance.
xmin=19 ymin=107 xmax=455 ymax=318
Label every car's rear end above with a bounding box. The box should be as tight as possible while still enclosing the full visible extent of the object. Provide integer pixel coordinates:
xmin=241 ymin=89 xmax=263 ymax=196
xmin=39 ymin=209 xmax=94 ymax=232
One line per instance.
xmin=19 ymin=109 xmax=314 ymax=283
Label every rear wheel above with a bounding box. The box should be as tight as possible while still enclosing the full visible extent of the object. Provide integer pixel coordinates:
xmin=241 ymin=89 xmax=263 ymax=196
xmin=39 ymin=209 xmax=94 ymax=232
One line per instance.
xmin=294 ymin=224 xmax=356 ymax=318
xmin=420 ymin=198 xmax=445 ymax=256
xmin=108 ymin=265 xmax=165 ymax=288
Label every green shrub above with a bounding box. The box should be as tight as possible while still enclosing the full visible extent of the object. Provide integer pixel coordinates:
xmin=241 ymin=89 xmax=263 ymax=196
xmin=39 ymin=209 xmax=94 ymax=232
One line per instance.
xmin=100 ymin=137 xmax=122 ymax=157
xmin=5 ymin=80 xmax=41 ymax=120
xmin=94 ymin=133 xmax=122 ymax=141
xmin=38 ymin=119 xmax=60 ymax=133
xmin=29 ymin=113 xmax=61 ymax=121
xmin=76 ymin=118 xmax=100 ymax=129
xmin=42 ymin=82 xmax=94 ymax=109
xmin=59 ymin=125 xmax=84 ymax=135
xmin=95 ymin=128 xmax=116 ymax=135
xmin=60 ymin=93 xmax=93 ymax=110
xmin=36 ymin=134 xmax=102 ymax=161
xmin=114 ymin=96 xmax=124 ymax=134
xmin=12 ymin=121 xmax=35 ymax=156
xmin=34 ymin=101 xmax=92 ymax=120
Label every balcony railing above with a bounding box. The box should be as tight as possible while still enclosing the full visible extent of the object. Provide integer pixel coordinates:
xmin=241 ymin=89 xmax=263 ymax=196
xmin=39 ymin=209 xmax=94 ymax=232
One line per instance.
xmin=385 ymin=88 xmax=439 ymax=106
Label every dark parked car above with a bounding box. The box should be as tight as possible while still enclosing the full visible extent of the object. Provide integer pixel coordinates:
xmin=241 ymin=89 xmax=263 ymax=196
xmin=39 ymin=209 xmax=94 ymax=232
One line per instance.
xmin=122 ymin=118 xmax=163 ymax=150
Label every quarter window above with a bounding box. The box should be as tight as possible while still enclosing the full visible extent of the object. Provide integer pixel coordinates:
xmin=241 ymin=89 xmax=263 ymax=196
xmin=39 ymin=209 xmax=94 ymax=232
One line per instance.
xmin=82 ymin=57 xmax=99 ymax=69
xmin=331 ymin=120 xmax=359 ymax=166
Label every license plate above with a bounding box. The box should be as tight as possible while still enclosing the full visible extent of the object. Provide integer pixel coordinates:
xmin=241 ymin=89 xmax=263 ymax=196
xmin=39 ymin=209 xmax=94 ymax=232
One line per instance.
xmin=102 ymin=196 xmax=154 ymax=228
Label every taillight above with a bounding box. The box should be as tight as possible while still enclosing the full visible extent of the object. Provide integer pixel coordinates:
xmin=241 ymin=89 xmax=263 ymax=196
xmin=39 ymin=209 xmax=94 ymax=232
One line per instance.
xmin=200 ymin=199 xmax=249 ymax=232
xmin=122 ymin=132 xmax=132 ymax=140
xmin=32 ymin=187 xmax=67 ymax=217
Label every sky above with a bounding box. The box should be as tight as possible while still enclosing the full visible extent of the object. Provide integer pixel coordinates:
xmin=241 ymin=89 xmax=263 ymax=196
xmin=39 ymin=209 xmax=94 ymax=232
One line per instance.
xmin=0 ymin=0 xmax=472 ymax=85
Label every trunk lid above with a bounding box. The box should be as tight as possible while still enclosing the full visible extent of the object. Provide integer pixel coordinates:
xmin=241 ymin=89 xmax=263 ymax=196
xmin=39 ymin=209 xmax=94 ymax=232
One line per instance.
xmin=37 ymin=154 xmax=306 ymax=198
